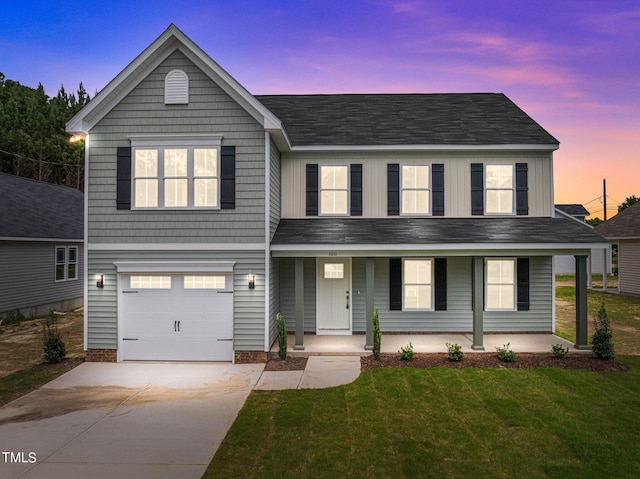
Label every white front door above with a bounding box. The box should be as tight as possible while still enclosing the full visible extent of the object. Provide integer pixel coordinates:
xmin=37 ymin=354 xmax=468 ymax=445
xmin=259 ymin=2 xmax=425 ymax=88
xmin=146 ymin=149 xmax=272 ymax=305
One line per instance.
xmin=316 ymin=258 xmax=351 ymax=334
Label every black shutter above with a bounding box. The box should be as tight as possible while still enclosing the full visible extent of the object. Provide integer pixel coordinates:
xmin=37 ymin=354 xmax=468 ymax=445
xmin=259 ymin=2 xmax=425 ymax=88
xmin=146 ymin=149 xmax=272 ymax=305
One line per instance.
xmin=471 ymin=163 xmax=484 ymax=215
xmin=516 ymin=163 xmax=529 ymax=216
xmin=389 ymin=258 xmax=402 ymax=311
xmin=220 ymin=146 xmax=236 ymax=209
xmin=116 ymin=146 xmax=131 ymax=210
xmin=350 ymin=164 xmax=363 ymax=216
xmin=387 ymin=164 xmax=400 ymax=216
xmin=517 ymin=258 xmax=530 ymax=311
xmin=434 ymin=258 xmax=447 ymax=311
xmin=306 ymin=164 xmax=319 ymax=216
xmin=432 ymin=163 xmax=444 ymax=216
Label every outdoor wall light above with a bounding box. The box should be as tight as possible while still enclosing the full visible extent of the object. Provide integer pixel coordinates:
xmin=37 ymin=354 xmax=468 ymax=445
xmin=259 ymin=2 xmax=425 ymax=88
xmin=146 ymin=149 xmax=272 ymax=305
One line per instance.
xmin=248 ymin=274 xmax=255 ymax=290
xmin=96 ymin=274 xmax=104 ymax=289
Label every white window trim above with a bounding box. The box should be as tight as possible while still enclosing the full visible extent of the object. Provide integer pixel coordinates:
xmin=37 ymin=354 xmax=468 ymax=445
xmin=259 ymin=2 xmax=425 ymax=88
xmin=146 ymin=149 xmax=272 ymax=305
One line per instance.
xmin=402 ymin=258 xmax=434 ymax=311
xmin=484 ymin=257 xmax=517 ymax=311
xmin=400 ymin=164 xmax=431 ymax=216
xmin=319 ymin=164 xmax=350 ymax=216
xmin=131 ymin=138 xmax=222 ymax=210
xmin=55 ymin=246 xmax=78 ymax=282
xmin=485 ymin=163 xmax=516 ymax=216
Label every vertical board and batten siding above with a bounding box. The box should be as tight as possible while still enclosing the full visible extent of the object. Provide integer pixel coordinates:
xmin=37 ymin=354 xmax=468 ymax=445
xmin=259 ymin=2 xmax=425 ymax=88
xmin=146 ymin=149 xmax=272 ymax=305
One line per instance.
xmin=484 ymin=256 xmax=553 ymax=331
xmin=278 ymin=258 xmax=317 ymax=331
xmin=87 ymin=50 xmax=266 ymax=244
xmin=280 ymin=151 xmax=553 ymax=218
xmin=277 ymin=255 xmax=553 ymax=333
xmin=0 ymin=242 xmax=84 ymax=314
xmin=87 ymin=250 xmax=265 ymax=350
xmin=619 ymin=239 xmax=640 ymax=296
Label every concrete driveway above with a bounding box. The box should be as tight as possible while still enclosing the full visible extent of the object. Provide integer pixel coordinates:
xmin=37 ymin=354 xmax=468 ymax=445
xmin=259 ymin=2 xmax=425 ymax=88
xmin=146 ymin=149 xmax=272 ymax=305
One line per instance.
xmin=0 ymin=362 xmax=264 ymax=479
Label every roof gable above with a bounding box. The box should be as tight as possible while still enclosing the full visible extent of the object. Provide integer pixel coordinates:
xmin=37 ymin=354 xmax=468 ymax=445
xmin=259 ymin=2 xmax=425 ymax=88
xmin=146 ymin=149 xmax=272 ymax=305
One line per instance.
xmin=0 ymin=173 xmax=83 ymax=240
xmin=66 ymin=24 xmax=283 ymax=138
xmin=594 ymin=202 xmax=640 ymax=238
xmin=555 ymin=204 xmax=590 ymax=217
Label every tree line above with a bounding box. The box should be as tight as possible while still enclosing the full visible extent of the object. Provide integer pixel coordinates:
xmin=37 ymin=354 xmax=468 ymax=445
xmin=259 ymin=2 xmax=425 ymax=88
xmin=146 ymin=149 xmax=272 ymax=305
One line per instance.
xmin=0 ymin=73 xmax=89 ymax=191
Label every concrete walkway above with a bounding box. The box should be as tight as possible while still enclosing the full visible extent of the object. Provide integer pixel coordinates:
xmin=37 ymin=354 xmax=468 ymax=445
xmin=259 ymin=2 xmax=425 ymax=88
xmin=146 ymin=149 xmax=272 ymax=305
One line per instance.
xmin=0 ymin=362 xmax=263 ymax=479
xmin=255 ymin=356 xmax=361 ymax=390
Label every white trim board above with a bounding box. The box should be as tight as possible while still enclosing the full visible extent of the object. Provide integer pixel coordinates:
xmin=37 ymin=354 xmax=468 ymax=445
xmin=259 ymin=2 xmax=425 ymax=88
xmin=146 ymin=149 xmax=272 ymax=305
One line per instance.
xmin=0 ymin=237 xmax=83 ymax=243
xmin=291 ymin=144 xmax=559 ymax=152
xmin=113 ymin=261 xmax=236 ymax=273
xmin=89 ymin=243 xmax=266 ymax=251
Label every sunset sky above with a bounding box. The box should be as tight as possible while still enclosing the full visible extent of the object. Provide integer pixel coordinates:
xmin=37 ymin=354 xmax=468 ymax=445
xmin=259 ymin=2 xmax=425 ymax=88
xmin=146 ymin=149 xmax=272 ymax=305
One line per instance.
xmin=1 ymin=0 xmax=637 ymax=218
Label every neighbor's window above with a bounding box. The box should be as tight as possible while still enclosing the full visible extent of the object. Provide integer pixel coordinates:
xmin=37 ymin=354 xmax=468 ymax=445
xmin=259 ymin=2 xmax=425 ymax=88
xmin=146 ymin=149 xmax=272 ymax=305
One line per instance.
xmin=55 ymin=246 xmax=78 ymax=282
xmin=133 ymin=147 xmax=219 ymax=209
xmin=403 ymin=259 xmax=433 ymax=310
xmin=320 ymin=166 xmax=348 ymax=215
xmin=184 ymin=275 xmax=226 ymax=289
xmin=401 ymin=165 xmax=430 ymax=215
xmin=485 ymin=259 xmax=515 ymax=310
xmin=485 ymin=164 xmax=514 ymax=214
xmin=130 ymin=276 xmax=172 ymax=289
xmin=323 ymin=263 xmax=344 ymax=279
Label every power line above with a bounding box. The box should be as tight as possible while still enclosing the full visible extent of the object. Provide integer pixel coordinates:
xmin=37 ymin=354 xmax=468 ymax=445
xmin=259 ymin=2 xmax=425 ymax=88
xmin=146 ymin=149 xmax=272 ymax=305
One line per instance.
xmin=0 ymin=148 xmax=81 ymax=168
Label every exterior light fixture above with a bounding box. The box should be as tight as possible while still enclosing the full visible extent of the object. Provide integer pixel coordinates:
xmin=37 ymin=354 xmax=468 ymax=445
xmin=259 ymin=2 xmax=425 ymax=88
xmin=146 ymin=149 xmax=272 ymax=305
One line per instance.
xmin=69 ymin=133 xmax=85 ymax=143
xmin=96 ymin=274 xmax=104 ymax=289
xmin=248 ymin=274 xmax=255 ymax=289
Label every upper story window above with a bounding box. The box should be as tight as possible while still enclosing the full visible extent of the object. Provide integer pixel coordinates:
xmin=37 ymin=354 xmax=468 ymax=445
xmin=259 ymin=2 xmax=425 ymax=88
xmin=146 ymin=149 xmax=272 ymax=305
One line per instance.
xmin=401 ymin=165 xmax=430 ymax=215
xmin=485 ymin=258 xmax=515 ymax=310
xmin=320 ymin=166 xmax=349 ymax=215
xmin=165 ymin=69 xmax=189 ymax=104
xmin=485 ymin=164 xmax=514 ymax=214
xmin=133 ymin=145 xmax=219 ymax=209
xmin=55 ymin=246 xmax=78 ymax=282
xmin=403 ymin=258 xmax=433 ymax=310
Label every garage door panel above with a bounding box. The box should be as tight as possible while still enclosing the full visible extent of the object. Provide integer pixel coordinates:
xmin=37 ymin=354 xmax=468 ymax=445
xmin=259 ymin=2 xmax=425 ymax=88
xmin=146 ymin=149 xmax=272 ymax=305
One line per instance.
xmin=120 ymin=274 xmax=233 ymax=361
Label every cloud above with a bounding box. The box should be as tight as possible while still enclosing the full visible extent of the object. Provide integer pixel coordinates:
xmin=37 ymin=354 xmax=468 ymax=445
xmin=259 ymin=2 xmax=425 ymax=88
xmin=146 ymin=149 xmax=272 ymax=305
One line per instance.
xmin=580 ymin=7 xmax=640 ymax=35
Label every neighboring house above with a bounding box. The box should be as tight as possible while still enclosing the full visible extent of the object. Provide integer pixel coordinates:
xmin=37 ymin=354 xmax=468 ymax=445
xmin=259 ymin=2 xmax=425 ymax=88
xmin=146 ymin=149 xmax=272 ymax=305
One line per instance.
xmin=554 ymin=204 xmax=609 ymax=276
xmin=0 ymin=173 xmax=84 ymax=318
xmin=594 ymin=202 xmax=640 ymax=296
xmin=66 ymin=25 xmax=606 ymax=362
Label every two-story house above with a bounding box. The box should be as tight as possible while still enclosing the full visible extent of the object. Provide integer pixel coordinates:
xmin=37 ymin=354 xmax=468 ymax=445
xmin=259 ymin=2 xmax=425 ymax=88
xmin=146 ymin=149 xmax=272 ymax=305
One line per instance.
xmin=67 ymin=25 xmax=606 ymax=363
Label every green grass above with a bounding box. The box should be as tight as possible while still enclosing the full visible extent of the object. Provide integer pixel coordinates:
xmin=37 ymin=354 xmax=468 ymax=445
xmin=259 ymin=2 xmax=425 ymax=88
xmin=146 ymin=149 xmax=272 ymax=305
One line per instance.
xmin=0 ymin=367 xmax=70 ymax=407
xmin=206 ymin=358 xmax=640 ymax=479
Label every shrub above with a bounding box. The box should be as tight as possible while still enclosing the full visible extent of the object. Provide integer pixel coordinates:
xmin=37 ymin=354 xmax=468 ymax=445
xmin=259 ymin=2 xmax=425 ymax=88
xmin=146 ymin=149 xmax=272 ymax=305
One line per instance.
xmin=398 ymin=342 xmax=414 ymax=361
xmin=372 ymin=308 xmax=381 ymax=360
xmin=42 ymin=311 xmax=66 ymax=364
xmin=496 ymin=342 xmax=516 ymax=363
xmin=276 ymin=313 xmax=287 ymax=360
xmin=551 ymin=343 xmax=569 ymax=359
xmin=592 ymin=302 xmax=615 ymax=360
xmin=446 ymin=342 xmax=464 ymax=362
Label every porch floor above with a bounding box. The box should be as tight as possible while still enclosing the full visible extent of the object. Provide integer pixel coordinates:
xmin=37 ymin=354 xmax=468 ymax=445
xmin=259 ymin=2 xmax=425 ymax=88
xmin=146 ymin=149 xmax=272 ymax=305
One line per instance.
xmin=273 ymin=333 xmax=583 ymax=357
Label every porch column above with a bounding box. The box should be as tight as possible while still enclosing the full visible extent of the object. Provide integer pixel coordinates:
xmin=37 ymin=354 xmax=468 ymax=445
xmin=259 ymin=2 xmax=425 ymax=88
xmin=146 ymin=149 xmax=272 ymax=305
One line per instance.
xmin=365 ymin=257 xmax=375 ymax=350
xmin=471 ymin=256 xmax=485 ymax=350
xmin=602 ymin=246 xmax=608 ymax=290
xmin=575 ymin=254 xmax=590 ymax=350
xmin=294 ymin=257 xmax=305 ymax=350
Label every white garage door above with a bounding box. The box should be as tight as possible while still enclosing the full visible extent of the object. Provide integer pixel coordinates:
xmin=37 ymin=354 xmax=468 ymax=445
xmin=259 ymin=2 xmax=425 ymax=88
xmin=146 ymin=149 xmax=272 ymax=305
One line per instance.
xmin=120 ymin=274 xmax=233 ymax=361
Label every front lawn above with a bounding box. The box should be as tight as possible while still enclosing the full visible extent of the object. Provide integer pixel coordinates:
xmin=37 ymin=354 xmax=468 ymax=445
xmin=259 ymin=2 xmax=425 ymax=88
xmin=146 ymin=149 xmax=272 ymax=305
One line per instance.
xmin=206 ymin=357 xmax=640 ymax=478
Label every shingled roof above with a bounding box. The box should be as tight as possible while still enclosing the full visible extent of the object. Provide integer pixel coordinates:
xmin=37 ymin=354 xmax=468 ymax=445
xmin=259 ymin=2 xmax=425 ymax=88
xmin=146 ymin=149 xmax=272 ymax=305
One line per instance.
xmin=256 ymin=93 xmax=559 ymax=147
xmin=0 ymin=173 xmax=83 ymax=240
xmin=272 ymin=217 xmax=605 ymax=247
xmin=593 ymin=202 xmax=640 ymax=239
xmin=555 ymin=204 xmax=590 ymax=217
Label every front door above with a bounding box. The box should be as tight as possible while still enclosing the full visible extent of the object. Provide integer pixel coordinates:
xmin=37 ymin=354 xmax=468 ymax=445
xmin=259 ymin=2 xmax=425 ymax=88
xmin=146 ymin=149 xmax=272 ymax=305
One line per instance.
xmin=316 ymin=258 xmax=351 ymax=334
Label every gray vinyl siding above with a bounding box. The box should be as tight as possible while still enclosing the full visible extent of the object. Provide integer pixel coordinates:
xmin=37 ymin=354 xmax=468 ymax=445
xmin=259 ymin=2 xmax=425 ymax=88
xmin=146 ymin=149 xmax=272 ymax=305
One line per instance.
xmin=87 ymin=50 xmax=266 ymax=244
xmin=371 ymin=257 xmax=473 ymax=332
xmin=0 ymin=241 xmax=83 ymax=315
xmin=484 ymin=256 xmax=553 ymax=331
xmin=619 ymin=239 xmax=640 ymax=296
xmin=268 ymin=256 xmax=280 ymax=347
xmin=87 ymin=249 xmax=265 ymax=350
xmin=278 ymin=257 xmax=316 ymax=331
xmin=269 ymin=137 xmax=281 ymax=240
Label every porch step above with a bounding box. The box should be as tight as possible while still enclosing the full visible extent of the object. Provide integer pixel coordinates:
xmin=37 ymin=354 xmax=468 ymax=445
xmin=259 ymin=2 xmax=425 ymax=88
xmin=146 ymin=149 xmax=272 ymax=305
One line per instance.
xmin=283 ymin=350 xmax=372 ymax=358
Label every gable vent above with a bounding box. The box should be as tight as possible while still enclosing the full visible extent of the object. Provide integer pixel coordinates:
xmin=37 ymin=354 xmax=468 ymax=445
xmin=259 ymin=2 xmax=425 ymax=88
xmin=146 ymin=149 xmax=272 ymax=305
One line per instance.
xmin=165 ymin=69 xmax=189 ymax=104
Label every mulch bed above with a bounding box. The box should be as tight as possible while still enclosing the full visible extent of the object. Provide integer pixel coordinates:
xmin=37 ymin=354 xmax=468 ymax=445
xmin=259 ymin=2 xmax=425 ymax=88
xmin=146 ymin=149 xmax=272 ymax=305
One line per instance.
xmin=264 ymin=357 xmax=308 ymax=371
xmin=31 ymin=356 xmax=85 ymax=373
xmin=361 ymin=353 xmax=629 ymax=372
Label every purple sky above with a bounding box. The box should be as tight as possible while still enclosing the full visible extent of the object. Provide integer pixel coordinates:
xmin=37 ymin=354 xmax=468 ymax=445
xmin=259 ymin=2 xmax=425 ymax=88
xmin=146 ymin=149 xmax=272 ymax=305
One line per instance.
xmin=1 ymin=0 xmax=638 ymax=217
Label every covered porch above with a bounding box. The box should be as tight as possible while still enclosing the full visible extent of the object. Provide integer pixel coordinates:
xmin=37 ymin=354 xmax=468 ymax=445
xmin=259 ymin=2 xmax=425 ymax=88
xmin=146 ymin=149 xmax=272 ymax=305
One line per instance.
xmin=272 ymin=333 xmax=581 ymax=357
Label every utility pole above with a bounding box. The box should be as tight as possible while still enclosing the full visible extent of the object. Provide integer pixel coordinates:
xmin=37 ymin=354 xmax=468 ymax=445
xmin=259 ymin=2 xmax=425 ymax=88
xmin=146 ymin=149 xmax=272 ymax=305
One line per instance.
xmin=603 ymin=178 xmax=607 ymax=221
